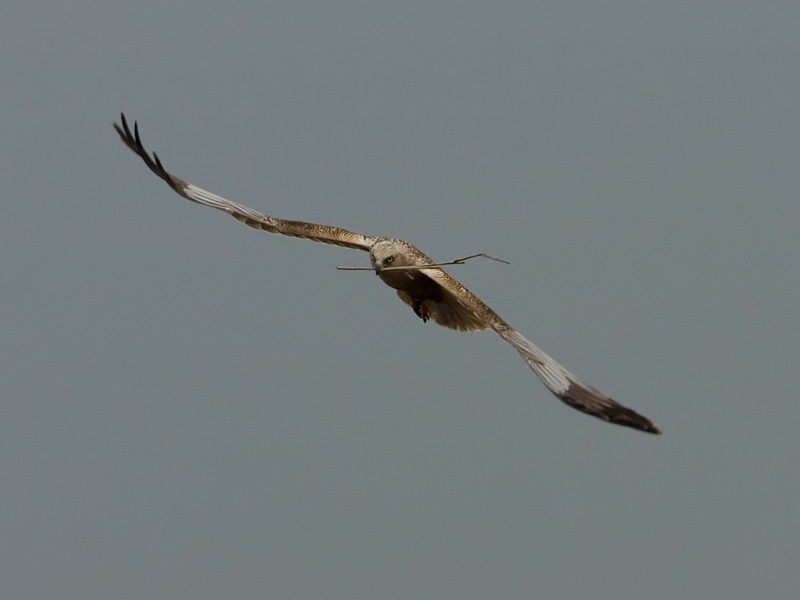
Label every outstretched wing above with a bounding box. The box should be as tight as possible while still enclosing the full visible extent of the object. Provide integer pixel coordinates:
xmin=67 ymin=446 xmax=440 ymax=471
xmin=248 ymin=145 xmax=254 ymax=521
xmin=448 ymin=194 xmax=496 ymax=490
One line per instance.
xmin=419 ymin=267 xmax=661 ymax=434
xmin=498 ymin=329 xmax=661 ymax=434
xmin=113 ymin=113 xmax=378 ymax=252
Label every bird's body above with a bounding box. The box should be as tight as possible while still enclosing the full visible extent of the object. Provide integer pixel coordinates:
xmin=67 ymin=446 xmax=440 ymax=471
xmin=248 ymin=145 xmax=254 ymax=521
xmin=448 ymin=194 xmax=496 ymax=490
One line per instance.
xmin=113 ymin=113 xmax=661 ymax=434
xmin=370 ymin=239 xmax=489 ymax=331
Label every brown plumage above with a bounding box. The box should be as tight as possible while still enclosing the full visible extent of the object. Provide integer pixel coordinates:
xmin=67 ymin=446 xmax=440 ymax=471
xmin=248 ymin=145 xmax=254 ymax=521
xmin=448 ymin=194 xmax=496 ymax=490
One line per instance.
xmin=113 ymin=113 xmax=661 ymax=435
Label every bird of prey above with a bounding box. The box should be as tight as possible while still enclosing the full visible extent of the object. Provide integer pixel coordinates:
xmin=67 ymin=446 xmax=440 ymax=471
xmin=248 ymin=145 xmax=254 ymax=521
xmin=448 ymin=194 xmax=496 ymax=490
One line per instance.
xmin=113 ymin=113 xmax=661 ymax=434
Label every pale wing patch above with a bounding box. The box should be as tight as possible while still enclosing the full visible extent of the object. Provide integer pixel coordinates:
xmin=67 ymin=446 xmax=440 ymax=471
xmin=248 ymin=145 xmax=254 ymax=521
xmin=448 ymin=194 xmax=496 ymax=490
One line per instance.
xmin=500 ymin=330 xmax=572 ymax=394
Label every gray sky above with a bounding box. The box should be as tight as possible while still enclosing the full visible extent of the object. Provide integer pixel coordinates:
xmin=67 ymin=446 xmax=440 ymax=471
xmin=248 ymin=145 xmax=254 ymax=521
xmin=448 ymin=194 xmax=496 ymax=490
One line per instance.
xmin=2 ymin=1 xmax=799 ymax=598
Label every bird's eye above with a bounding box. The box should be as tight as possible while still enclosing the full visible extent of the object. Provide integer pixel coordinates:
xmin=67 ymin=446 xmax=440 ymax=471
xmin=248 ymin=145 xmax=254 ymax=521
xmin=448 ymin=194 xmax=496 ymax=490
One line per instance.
xmin=385 ymin=256 xmax=394 ymax=264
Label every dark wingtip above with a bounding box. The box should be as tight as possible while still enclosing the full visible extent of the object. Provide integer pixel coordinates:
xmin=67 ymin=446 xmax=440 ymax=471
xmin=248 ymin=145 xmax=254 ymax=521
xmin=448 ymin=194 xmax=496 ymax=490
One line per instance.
xmin=558 ymin=381 xmax=662 ymax=435
xmin=113 ymin=112 xmax=128 ymax=141
xmin=113 ymin=112 xmax=177 ymax=186
xmin=614 ymin=408 xmax=662 ymax=434
xmin=611 ymin=409 xmax=662 ymax=435
xmin=648 ymin=425 xmax=663 ymax=435
xmin=133 ymin=120 xmax=144 ymax=153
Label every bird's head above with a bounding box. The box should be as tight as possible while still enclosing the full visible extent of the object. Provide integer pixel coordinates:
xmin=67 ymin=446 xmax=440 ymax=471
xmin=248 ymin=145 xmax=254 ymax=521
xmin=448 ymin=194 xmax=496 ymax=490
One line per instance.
xmin=370 ymin=239 xmax=408 ymax=274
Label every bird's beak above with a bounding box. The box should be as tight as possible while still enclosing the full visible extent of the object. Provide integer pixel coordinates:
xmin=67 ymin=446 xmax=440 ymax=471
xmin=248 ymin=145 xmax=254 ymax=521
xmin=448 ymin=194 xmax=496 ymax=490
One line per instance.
xmin=374 ymin=265 xmax=381 ymax=275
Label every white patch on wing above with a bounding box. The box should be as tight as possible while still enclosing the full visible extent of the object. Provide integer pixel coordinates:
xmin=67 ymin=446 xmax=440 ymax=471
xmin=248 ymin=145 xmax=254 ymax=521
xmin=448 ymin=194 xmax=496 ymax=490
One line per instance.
xmin=184 ymin=184 xmax=264 ymax=220
xmin=501 ymin=330 xmax=571 ymax=394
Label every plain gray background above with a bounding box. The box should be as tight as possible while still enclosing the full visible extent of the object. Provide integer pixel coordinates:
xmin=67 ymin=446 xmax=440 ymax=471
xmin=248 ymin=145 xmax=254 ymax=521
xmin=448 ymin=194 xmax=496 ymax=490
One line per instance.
xmin=2 ymin=1 xmax=799 ymax=598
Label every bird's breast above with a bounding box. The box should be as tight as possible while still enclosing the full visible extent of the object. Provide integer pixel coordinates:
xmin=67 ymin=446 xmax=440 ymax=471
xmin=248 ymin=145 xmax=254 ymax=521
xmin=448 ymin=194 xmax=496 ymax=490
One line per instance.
xmin=377 ymin=269 xmax=414 ymax=291
xmin=378 ymin=270 xmax=443 ymax=302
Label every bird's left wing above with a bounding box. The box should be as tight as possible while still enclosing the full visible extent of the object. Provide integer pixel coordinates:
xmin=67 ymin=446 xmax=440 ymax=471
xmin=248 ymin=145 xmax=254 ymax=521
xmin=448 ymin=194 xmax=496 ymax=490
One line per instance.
xmin=419 ymin=267 xmax=661 ymax=434
xmin=113 ymin=113 xmax=378 ymax=252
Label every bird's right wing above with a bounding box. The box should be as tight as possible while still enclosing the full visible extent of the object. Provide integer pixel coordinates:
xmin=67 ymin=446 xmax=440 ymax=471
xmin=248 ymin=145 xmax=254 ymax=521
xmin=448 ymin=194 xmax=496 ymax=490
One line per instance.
xmin=420 ymin=267 xmax=661 ymax=434
xmin=113 ymin=113 xmax=378 ymax=252
xmin=498 ymin=329 xmax=662 ymax=434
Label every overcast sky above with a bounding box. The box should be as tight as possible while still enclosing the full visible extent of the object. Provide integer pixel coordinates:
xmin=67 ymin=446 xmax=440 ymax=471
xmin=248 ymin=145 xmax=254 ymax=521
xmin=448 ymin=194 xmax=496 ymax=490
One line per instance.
xmin=2 ymin=1 xmax=799 ymax=598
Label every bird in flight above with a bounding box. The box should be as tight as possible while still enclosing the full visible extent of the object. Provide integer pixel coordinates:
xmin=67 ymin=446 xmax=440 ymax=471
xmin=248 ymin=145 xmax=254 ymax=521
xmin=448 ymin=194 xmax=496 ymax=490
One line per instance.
xmin=113 ymin=113 xmax=661 ymax=434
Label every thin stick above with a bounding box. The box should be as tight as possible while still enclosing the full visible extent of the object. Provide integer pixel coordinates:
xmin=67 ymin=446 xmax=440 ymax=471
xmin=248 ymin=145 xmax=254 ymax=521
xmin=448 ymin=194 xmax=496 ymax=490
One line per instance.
xmin=337 ymin=253 xmax=510 ymax=271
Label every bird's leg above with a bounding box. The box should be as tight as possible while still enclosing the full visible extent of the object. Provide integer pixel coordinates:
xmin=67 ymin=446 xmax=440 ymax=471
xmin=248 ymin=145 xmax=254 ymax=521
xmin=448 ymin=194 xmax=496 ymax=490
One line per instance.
xmin=411 ymin=299 xmax=430 ymax=323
